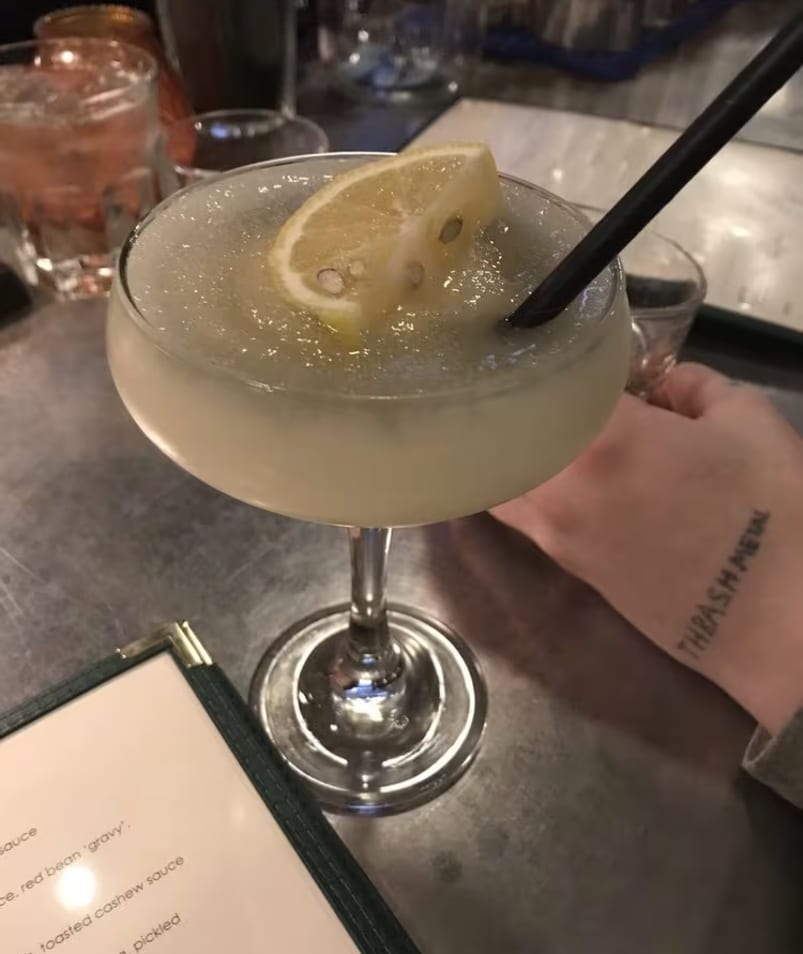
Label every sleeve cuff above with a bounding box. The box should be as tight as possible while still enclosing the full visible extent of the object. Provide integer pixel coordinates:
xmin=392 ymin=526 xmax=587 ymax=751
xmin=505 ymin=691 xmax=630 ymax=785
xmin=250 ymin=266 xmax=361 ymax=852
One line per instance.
xmin=742 ymin=710 xmax=803 ymax=810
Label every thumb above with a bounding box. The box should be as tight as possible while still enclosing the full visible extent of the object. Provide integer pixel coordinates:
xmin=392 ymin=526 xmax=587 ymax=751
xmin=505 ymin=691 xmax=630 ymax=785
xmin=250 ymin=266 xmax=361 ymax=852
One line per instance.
xmin=490 ymin=495 xmax=545 ymax=541
xmin=653 ymin=362 xmax=735 ymax=420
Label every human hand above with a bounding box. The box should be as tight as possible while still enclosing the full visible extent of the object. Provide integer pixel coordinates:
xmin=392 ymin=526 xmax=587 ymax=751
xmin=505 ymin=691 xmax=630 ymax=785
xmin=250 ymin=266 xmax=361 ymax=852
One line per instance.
xmin=492 ymin=363 xmax=803 ymax=735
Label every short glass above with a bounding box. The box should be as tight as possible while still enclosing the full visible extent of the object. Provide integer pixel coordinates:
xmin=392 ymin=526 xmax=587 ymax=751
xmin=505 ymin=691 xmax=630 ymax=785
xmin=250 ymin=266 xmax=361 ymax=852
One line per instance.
xmin=580 ymin=206 xmax=707 ymax=396
xmin=107 ymin=154 xmax=631 ymax=814
xmin=0 ymin=38 xmax=163 ymax=299
xmin=319 ymin=0 xmax=484 ymax=102
xmin=155 ymin=0 xmax=301 ymax=117
xmin=166 ymin=110 xmax=330 ymax=186
xmin=33 ymin=4 xmax=193 ymax=136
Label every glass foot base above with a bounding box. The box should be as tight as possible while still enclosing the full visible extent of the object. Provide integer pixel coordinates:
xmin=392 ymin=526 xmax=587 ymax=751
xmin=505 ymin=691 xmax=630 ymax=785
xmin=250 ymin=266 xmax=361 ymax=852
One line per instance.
xmin=249 ymin=604 xmax=487 ymax=815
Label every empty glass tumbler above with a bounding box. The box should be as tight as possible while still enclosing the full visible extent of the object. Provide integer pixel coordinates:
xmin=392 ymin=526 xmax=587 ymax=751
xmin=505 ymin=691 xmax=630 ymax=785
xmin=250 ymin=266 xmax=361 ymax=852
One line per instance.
xmin=319 ymin=0 xmax=485 ymax=102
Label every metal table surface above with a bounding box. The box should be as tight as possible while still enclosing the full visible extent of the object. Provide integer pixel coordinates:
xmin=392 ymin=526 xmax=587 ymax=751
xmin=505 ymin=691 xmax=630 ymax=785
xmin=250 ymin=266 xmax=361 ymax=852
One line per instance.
xmin=2 ymin=299 xmax=803 ymax=953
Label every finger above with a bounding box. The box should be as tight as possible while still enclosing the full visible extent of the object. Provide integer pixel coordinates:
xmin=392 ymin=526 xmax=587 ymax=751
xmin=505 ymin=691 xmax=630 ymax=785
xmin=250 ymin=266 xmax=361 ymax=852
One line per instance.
xmin=571 ymin=392 xmax=676 ymax=474
xmin=490 ymin=490 xmax=567 ymax=546
xmin=490 ymin=496 xmax=542 ymax=535
xmin=492 ymin=393 xmax=668 ymax=537
xmin=590 ymin=392 xmax=655 ymax=439
xmin=653 ymin=362 xmax=735 ymax=419
xmin=491 ymin=486 xmax=582 ymax=572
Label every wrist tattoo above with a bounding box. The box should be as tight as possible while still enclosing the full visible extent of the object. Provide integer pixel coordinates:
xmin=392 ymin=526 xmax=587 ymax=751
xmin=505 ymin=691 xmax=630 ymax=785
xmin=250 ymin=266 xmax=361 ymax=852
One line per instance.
xmin=677 ymin=509 xmax=770 ymax=661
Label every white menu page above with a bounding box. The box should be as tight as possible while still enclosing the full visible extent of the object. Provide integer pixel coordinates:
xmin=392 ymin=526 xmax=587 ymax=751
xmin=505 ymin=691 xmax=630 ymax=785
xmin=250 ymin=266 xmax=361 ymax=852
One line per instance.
xmin=0 ymin=654 xmax=361 ymax=954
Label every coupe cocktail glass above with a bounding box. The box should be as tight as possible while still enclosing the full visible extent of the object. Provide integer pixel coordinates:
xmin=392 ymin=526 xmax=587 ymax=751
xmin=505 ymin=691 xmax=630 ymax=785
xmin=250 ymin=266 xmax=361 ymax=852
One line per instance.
xmin=107 ymin=153 xmax=631 ymax=813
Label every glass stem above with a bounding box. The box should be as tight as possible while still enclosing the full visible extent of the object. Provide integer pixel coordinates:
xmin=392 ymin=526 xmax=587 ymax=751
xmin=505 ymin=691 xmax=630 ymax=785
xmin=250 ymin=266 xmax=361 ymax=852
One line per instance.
xmin=344 ymin=527 xmax=400 ymax=682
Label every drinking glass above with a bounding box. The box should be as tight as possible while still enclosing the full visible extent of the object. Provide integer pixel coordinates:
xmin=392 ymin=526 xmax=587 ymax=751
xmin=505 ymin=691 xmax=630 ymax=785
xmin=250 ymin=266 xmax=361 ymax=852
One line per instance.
xmin=34 ymin=4 xmax=193 ymax=135
xmin=156 ymin=0 xmax=301 ymax=115
xmin=0 ymin=38 xmax=163 ymax=299
xmin=579 ymin=206 xmax=706 ymax=397
xmin=106 ymin=154 xmax=631 ymax=813
xmin=166 ymin=110 xmax=329 ymax=186
xmin=319 ymin=0 xmax=485 ymax=102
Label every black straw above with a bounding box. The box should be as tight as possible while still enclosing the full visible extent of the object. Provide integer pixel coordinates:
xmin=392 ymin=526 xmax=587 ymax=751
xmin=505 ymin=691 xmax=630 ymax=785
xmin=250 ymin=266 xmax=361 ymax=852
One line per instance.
xmin=508 ymin=10 xmax=803 ymax=328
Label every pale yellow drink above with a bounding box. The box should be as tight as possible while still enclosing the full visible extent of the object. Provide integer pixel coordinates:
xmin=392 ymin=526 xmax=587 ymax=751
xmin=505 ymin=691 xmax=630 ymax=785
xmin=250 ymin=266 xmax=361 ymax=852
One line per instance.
xmin=107 ymin=155 xmax=630 ymax=527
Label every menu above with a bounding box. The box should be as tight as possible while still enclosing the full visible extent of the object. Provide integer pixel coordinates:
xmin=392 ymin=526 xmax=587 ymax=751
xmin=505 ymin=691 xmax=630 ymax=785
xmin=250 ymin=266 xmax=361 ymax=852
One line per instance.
xmin=0 ymin=653 xmax=361 ymax=954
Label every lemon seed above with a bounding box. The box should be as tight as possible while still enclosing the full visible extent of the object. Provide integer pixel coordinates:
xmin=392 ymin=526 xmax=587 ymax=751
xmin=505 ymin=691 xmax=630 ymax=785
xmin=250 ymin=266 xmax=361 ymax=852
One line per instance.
xmin=405 ymin=261 xmax=424 ymax=288
xmin=439 ymin=216 xmax=463 ymax=243
xmin=316 ymin=268 xmax=345 ymax=296
xmin=348 ymin=259 xmax=366 ymax=278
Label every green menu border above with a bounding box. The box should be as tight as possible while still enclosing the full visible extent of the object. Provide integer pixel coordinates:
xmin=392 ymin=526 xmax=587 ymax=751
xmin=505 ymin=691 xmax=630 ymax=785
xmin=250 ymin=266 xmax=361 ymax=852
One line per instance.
xmin=0 ymin=625 xmax=421 ymax=954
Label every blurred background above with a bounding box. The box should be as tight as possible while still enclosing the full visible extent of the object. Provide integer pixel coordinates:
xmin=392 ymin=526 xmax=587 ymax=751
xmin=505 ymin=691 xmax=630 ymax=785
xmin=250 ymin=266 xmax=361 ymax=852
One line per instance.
xmin=1 ymin=0 xmax=801 ymax=369
xmin=2 ymin=1 xmax=799 ymax=150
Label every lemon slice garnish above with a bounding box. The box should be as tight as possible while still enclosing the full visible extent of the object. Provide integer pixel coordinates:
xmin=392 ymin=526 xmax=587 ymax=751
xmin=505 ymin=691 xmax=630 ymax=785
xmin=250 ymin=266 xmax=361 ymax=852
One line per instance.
xmin=268 ymin=142 xmax=503 ymax=333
